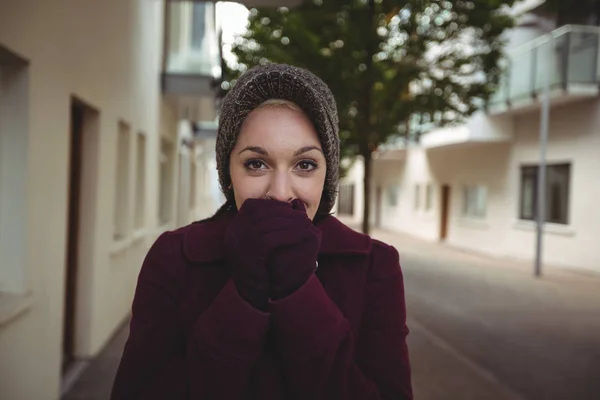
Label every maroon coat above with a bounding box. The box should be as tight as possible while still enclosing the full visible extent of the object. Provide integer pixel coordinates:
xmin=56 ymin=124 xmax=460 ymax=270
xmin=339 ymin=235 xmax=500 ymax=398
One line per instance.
xmin=111 ymin=212 xmax=413 ymax=399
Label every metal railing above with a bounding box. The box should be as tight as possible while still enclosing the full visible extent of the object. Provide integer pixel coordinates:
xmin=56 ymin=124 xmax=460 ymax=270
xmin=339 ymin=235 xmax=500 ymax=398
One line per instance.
xmin=490 ymin=25 xmax=600 ymax=107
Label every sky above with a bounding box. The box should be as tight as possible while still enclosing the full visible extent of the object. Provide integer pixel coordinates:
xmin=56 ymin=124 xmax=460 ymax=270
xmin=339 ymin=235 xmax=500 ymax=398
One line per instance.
xmin=215 ymin=2 xmax=250 ymax=66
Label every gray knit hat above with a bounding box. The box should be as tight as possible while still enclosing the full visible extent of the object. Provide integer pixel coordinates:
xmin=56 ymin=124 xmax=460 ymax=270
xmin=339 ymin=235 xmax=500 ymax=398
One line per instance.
xmin=216 ymin=63 xmax=340 ymax=215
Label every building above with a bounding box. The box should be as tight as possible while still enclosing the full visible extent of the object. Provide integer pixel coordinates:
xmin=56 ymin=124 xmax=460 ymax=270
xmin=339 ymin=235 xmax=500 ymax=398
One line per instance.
xmin=339 ymin=0 xmax=600 ymax=275
xmin=0 ymin=0 xmax=248 ymax=398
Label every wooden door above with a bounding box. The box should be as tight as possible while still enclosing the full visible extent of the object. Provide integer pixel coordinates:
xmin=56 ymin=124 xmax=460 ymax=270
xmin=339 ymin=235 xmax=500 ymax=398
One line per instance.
xmin=440 ymin=185 xmax=451 ymax=241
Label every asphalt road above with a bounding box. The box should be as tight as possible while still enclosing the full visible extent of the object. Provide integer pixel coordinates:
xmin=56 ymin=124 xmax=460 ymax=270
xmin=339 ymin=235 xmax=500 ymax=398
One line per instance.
xmin=374 ymin=230 xmax=600 ymax=400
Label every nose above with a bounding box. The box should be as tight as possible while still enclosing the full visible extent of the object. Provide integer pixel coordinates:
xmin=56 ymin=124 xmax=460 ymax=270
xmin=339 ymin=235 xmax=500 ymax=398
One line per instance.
xmin=266 ymin=171 xmax=294 ymax=203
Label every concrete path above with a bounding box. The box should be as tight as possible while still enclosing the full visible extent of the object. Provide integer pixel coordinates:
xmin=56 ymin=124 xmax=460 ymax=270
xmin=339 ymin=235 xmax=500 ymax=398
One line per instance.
xmin=62 ymin=229 xmax=600 ymax=400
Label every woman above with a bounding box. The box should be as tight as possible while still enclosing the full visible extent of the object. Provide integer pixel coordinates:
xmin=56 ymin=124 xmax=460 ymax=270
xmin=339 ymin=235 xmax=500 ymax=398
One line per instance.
xmin=111 ymin=63 xmax=413 ymax=399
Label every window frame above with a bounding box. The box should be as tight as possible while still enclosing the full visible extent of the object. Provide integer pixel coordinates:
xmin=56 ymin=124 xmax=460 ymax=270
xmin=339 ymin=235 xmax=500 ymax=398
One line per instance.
xmin=113 ymin=121 xmax=132 ymax=242
xmin=387 ymin=185 xmax=399 ymax=207
xmin=414 ymin=184 xmax=421 ymax=211
xmin=0 ymin=49 xmax=30 ymax=294
xmin=425 ymin=183 xmax=434 ymax=211
xmin=519 ymin=163 xmax=571 ymax=225
xmin=134 ymin=131 xmax=147 ymax=232
xmin=462 ymin=185 xmax=488 ymax=219
xmin=158 ymin=138 xmax=175 ymax=227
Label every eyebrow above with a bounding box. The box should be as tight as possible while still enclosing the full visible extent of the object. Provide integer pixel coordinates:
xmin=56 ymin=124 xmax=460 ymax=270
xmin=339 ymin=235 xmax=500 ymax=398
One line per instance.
xmin=238 ymin=145 xmax=323 ymax=156
xmin=239 ymin=146 xmax=268 ymax=156
xmin=294 ymin=146 xmax=323 ymax=156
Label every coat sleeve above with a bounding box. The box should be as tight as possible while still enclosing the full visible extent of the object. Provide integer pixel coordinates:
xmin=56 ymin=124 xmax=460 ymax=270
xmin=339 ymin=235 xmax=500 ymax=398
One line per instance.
xmin=111 ymin=232 xmax=270 ymax=400
xmin=269 ymin=242 xmax=413 ymax=400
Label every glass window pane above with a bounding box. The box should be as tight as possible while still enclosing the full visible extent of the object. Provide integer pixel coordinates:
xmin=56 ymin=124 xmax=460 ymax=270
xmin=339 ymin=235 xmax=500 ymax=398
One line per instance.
xmin=520 ymin=166 xmax=537 ymax=220
xmin=425 ymin=184 xmax=433 ymax=210
xmin=475 ymin=186 xmax=487 ymax=218
xmin=388 ymin=186 xmax=399 ymax=207
xmin=462 ymin=186 xmax=469 ymax=215
xmin=462 ymin=185 xmax=487 ymax=218
xmin=546 ymin=164 xmax=570 ymax=224
xmin=114 ymin=122 xmax=131 ymax=240
xmin=191 ymin=3 xmax=206 ymax=49
xmin=414 ymin=184 xmax=420 ymax=211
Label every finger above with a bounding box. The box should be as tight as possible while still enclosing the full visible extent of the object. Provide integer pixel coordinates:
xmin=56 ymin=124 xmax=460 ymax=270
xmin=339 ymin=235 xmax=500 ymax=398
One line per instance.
xmin=253 ymin=218 xmax=311 ymax=235
xmin=252 ymin=202 xmax=311 ymax=222
xmin=240 ymin=198 xmax=292 ymax=218
xmin=291 ymin=198 xmax=307 ymax=213
xmin=262 ymin=228 xmax=317 ymax=250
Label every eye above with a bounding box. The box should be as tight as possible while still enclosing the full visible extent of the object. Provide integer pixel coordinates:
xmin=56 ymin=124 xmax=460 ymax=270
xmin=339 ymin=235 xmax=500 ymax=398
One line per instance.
xmin=296 ymin=160 xmax=318 ymax=172
xmin=244 ymin=159 xmax=267 ymax=171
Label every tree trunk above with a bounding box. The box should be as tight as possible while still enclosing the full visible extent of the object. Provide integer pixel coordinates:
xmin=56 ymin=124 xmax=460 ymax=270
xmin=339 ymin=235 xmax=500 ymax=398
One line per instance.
xmin=361 ymin=150 xmax=372 ymax=235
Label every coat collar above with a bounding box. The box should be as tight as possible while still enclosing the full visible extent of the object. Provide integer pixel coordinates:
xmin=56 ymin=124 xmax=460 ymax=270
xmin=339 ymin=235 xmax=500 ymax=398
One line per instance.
xmin=183 ymin=211 xmax=372 ymax=264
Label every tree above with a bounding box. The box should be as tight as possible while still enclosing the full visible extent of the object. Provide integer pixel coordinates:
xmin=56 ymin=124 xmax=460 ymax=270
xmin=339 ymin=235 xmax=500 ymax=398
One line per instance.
xmin=221 ymin=0 xmax=515 ymax=234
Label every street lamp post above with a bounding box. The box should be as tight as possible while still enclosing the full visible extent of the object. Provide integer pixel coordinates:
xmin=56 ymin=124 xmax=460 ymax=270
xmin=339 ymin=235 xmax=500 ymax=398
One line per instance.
xmin=534 ymin=37 xmax=552 ymax=278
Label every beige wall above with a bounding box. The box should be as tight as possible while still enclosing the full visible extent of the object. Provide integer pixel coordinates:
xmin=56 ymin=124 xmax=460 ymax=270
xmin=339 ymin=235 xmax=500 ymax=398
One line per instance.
xmin=505 ymin=99 xmax=600 ymax=270
xmin=346 ymin=99 xmax=600 ymax=274
xmin=337 ymin=158 xmax=364 ymax=226
xmin=193 ymin=140 xmax=224 ymax=221
xmin=373 ymin=149 xmax=440 ymax=241
xmin=0 ymin=1 xmax=183 ymax=399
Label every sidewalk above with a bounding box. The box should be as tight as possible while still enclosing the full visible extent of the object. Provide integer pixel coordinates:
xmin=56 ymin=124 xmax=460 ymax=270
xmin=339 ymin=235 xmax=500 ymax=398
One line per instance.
xmin=62 ymin=324 xmax=129 ymax=400
xmin=370 ymin=226 xmax=600 ymax=296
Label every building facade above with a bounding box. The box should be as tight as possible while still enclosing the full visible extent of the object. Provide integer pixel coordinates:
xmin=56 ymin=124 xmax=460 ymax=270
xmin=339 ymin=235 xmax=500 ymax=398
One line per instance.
xmin=339 ymin=2 xmax=600 ymax=274
xmin=0 ymin=1 xmax=226 ymax=398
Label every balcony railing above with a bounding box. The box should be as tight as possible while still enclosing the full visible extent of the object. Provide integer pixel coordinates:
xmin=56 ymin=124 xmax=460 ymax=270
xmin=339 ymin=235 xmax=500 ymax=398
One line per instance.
xmin=165 ymin=1 xmax=221 ymax=78
xmin=162 ymin=1 xmax=222 ymax=100
xmin=489 ymin=25 xmax=600 ymax=112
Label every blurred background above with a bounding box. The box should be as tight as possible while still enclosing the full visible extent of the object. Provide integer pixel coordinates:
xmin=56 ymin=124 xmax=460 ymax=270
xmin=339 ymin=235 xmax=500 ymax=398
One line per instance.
xmin=0 ymin=0 xmax=599 ymax=399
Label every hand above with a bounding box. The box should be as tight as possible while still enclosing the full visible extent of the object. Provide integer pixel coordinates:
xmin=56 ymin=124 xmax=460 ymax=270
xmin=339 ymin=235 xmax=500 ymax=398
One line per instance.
xmin=225 ymin=198 xmax=301 ymax=310
xmin=268 ymin=199 xmax=322 ymax=301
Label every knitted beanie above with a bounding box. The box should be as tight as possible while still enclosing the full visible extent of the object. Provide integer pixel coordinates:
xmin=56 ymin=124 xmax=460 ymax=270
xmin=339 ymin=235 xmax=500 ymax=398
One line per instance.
xmin=216 ymin=63 xmax=340 ymax=214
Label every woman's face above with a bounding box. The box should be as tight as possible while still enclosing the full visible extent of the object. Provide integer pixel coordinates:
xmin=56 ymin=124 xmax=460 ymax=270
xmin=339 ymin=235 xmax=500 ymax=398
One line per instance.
xmin=229 ymin=106 xmax=326 ymax=220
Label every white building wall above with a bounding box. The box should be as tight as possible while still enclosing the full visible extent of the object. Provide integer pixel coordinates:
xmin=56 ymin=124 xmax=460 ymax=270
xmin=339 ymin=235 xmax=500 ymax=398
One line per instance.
xmin=0 ymin=1 xmax=184 ymax=399
xmin=353 ymin=98 xmax=600 ymax=274
xmin=192 ymin=141 xmax=223 ymax=221
xmin=344 ymin=8 xmax=600 ymax=274
xmin=505 ymin=99 xmax=600 ymax=271
xmin=427 ymin=142 xmax=514 ymax=257
xmin=373 ymin=148 xmax=440 ymax=241
xmin=337 ymin=158 xmax=365 ymax=226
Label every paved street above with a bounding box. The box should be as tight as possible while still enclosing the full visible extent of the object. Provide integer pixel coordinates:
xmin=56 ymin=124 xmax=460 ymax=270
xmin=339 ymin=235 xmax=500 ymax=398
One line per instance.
xmin=64 ymin=229 xmax=600 ymax=400
xmin=373 ymin=229 xmax=600 ymax=400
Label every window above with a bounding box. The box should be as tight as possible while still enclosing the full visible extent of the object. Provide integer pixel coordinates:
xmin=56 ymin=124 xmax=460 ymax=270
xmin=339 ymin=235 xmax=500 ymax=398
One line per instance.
xmin=159 ymin=138 xmax=175 ymax=226
xmin=414 ymin=184 xmax=421 ymax=211
xmin=520 ymin=163 xmax=571 ymax=224
xmin=387 ymin=186 xmax=399 ymax=207
xmin=462 ymin=185 xmax=488 ymax=219
xmin=337 ymin=184 xmax=355 ymax=215
xmin=191 ymin=3 xmax=207 ymax=50
xmin=134 ymin=132 xmax=146 ymax=231
xmin=190 ymin=156 xmax=197 ymax=208
xmin=425 ymin=183 xmax=434 ymax=211
xmin=0 ymin=48 xmax=29 ymax=293
xmin=114 ymin=122 xmax=131 ymax=240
